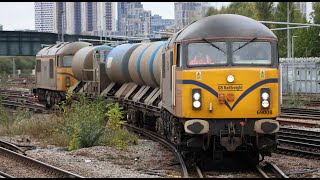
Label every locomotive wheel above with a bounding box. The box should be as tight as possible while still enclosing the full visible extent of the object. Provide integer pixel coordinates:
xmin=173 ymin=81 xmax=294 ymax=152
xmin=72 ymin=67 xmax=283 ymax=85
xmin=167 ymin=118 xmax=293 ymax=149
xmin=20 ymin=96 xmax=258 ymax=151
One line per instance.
xmin=45 ymin=91 xmax=52 ymax=108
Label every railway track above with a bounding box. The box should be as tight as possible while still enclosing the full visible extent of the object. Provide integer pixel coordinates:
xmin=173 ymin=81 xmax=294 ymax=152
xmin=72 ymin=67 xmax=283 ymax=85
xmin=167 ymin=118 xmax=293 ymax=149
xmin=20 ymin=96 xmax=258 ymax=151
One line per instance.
xmin=277 ymin=127 xmax=320 ymax=159
xmin=256 ymin=161 xmax=288 ymax=178
xmin=0 ymin=143 xmax=84 ymax=178
xmin=278 ymin=107 xmax=320 ymax=127
xmin=0 ymin=89 xmax=48 ymax=113
xmin=123 ymin=123 xmax=190 ymax=178
xmin=280 ymin=107 xmax=320 ymax=120
xmin=0 ymin=171 xmax=15 ymax=178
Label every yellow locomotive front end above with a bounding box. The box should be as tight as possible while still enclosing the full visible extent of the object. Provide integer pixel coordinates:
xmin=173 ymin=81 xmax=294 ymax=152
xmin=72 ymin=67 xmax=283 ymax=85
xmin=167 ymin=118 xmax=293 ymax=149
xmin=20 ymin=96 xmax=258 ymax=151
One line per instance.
xmin=164 ymin=32 xmax=280 ymax=162
xmin=176 ymin=67 xmax=279 ymax=120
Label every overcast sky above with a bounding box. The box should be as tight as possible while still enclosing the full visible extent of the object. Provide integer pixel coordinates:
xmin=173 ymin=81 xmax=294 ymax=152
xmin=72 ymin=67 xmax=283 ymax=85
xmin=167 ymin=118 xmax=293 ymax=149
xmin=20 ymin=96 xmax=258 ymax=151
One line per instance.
xmin=0 ymin=2 xmax=313 ymax=31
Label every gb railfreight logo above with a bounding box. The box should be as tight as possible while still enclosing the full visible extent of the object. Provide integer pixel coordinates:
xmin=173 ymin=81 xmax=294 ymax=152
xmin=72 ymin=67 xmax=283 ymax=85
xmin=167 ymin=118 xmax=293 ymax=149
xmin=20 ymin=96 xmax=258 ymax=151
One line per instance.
xmin=217 ymin=84 xmax=243 ymax=91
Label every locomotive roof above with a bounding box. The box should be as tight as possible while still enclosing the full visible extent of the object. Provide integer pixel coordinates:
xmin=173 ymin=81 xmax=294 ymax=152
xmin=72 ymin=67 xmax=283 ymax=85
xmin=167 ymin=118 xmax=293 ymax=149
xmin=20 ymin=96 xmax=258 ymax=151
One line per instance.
xmin=36 ymin=42 xmax=92 ymax=57
xmin=175 ymin=14 xmax=277 ymax=41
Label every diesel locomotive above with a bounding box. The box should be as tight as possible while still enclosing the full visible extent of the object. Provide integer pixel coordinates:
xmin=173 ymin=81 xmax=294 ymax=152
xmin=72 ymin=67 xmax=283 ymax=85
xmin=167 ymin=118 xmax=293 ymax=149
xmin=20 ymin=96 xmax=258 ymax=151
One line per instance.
xmin=34 ymin=14 xmax=280 ymax=165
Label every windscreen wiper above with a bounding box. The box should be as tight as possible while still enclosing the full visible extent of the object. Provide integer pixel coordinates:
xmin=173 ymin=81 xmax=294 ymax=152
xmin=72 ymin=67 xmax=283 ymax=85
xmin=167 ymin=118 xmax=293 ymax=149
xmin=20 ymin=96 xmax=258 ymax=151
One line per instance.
xmin=233 ymin=37 xmax=257 ymax=52
xmin=202 ymin=38 xmax=226 ymax=54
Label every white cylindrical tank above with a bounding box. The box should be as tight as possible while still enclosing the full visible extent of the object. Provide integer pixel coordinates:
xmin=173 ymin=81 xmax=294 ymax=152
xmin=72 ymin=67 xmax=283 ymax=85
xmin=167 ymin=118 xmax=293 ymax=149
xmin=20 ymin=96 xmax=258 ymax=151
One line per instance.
xmin=105 ymin=43 xmax=140 ymax=84
xmin=128 ymin=42 xmax=153 ymax=85
xmin=139 ymin=41 xmax=166 ymax=87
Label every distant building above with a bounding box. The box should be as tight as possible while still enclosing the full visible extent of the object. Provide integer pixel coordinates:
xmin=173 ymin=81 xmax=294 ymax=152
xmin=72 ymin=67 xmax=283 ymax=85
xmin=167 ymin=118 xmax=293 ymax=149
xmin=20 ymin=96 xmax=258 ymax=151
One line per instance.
xmin=117 ymin=2 xmax=151 ymax=37
xmin=81 ymin=2 xmax=116 ymax=36
xmin=151 ymin=14 xmax=174 ymax=33
xmin=117 ymin=2 xmax=129 ymax=33
xmin=35 ymin=2 xmax=115 ymax=36
xmin=294 ymin=2 xmax=307 ymax=19
xmin=66 ymin=2 xmax=82 ymax=35
xmin=53 ymin=2 xmax=66 ymax=35
xmin=34 ymin=2 xmax=55 ymax=32
xmin=174 ymin=2 xmax=202 ymax=30
xmin=0 ymin=24 xmax=3 ymax=31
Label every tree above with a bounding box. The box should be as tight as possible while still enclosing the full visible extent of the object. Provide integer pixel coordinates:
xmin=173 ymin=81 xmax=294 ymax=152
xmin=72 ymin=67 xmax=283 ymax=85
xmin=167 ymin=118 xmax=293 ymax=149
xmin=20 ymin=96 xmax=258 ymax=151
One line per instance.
xmin=205 ymin=2 xmax=256 ymax=19
xmin=290 ymin=2 xmax=320 ymax=57
xmin=273 ymin=2 xmax=305 ymax=58
xmin=205 ymin=6 xmax=219 ymax=17
xmin=303 ymin=2 xmax=320 ymax=57
xmin=254 ymin=2 xmax=274 ymax=28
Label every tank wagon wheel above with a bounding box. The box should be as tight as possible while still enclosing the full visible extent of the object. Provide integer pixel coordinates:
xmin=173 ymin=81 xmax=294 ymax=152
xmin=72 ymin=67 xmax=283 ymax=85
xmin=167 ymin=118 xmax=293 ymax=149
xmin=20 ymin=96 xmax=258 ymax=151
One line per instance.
xmin=155 ymin=117 xmax=165 ymax=136
xmin=126 ymin=108 xmax=137 ymax=125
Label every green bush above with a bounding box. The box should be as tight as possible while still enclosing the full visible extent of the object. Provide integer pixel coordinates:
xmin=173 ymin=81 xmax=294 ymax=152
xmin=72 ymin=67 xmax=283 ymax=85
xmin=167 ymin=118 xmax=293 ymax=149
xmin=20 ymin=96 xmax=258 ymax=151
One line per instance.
xmin=102 ymin=103 xmax=138 ymax=149
xmin=59 ymin=94 xmax=108 ymax=150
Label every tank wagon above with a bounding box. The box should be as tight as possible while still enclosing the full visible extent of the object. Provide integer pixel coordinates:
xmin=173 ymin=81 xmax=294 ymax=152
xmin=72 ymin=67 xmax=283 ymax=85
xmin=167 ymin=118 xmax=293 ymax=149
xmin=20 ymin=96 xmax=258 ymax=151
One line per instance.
xmin=35 ymin=14 xmax=281 ymax=166
xmin=72 ymin=45 xmax=113 ymax=95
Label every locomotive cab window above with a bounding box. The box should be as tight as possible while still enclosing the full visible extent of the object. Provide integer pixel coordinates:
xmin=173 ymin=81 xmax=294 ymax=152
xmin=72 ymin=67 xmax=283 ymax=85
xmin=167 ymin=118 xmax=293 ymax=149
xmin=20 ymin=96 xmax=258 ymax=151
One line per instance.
xmin=232 ymin=41 xmax=272 ymax=65
xmin=187 ymin=42 xmax=227 ymax=66
xmin=59 ymin=55 xmax=73 ymax=67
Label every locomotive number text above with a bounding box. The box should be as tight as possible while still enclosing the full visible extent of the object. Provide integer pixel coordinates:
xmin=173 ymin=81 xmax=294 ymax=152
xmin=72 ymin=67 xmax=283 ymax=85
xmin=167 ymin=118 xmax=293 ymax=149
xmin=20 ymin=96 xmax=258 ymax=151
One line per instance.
xmin=256 ymin=109 xmax=272 ymax=114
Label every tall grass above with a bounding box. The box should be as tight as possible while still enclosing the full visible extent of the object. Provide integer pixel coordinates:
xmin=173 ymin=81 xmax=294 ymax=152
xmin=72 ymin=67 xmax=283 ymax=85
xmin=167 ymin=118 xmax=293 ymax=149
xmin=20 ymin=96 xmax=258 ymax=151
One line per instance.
xmin=0 ymin=93 xmax=138 ymax=150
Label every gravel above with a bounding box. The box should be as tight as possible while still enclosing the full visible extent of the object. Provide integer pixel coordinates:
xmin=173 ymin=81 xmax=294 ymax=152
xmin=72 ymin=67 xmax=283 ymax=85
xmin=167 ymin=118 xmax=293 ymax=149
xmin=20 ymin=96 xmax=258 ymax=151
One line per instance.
xmin=1 ymin=134 xmax=319 ymax=178
xmin=0 ymin=135 xmax=180 ymax=178
xmin=0 ymin=112 xmax=319 ymax=178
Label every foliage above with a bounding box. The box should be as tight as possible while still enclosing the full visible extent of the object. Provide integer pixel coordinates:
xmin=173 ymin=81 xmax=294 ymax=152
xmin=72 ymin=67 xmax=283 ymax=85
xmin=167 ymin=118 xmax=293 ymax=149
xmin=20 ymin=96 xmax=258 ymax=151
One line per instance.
xmin=206 ymin=2 xmax=255 ymax=19
xmin=58 ymin=94 xmax=137 ymax=150
xmin=0 ymin=93 xmax=138 ymax=150
xmin=0 ymin=104 xmax=33 ymax=135
xmin=254 ymin=2 xmax=274 ymax=28
xmin=105 ymin=103 xmax=125 ymax=131
xmin=58 ymin=94 xmax=108 ymax=150
xmin=282 ymin=92 xmax=304 ymax=108
xmin=294 ymin=2 xmax=320 ymax=57
xmin=0 ymin=56 xmax=35 ymax=75
xmin=99 ymin=102 xmax=137 ymax=149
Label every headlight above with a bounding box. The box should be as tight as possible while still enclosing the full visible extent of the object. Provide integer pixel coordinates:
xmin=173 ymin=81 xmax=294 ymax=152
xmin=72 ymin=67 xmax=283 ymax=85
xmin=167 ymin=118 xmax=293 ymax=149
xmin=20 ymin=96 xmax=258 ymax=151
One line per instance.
xmin=193 ymin=92 xmax=200 ymax=101
xmin=262 ymin=92 xmax=269 ymax=100
xmin=192 ymin=88 xmax=201 ymax=109
xmin=227 ymin=74 xmax=234 ymax=83
xmin=193 ymin=101 xmax=201 ymax=108
xmin=260 ymin=88 xmax=270 ymax=109
xmin=262 ymin=100 xmax=269 ymax=108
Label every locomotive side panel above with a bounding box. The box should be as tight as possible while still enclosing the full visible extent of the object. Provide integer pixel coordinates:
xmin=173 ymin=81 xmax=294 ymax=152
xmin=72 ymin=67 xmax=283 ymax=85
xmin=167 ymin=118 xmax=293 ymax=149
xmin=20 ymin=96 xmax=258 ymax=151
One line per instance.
xmin=36 ymin=56 xmax=56 ymax=90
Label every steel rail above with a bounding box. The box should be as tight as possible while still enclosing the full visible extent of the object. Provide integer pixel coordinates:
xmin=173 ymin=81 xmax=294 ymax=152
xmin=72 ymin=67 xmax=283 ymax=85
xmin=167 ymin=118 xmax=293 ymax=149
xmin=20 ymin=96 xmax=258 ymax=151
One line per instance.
xmin=123 ymin=123 xmax=189 ymax=178
xmin=256 ymin=161 xmax=288 ymax=178
xmin=0 ymin=171 xmax=15 ymax=178
xmin=0 ymin=147 xmax=84 ymax=178
xmin=0 ymin=140 xmax=25 ymax=155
